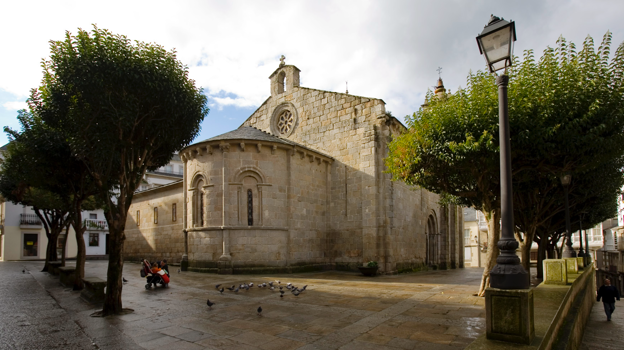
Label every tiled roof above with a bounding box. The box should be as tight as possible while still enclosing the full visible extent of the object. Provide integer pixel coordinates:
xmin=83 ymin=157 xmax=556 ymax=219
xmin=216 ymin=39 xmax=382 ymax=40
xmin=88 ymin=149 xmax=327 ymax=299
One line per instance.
xmin=202 ymin=126 xmax=296 ymax=146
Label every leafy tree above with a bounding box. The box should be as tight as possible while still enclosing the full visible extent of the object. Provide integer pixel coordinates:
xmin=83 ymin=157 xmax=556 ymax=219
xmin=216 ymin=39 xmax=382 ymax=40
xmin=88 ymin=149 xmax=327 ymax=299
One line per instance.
xmin=36 ymin=26 xmax=208 ymax=315
xmin=387 ymin=32 xmax=624 ymax=294
xmin=1 ymin=108 xmax=98 ymax=289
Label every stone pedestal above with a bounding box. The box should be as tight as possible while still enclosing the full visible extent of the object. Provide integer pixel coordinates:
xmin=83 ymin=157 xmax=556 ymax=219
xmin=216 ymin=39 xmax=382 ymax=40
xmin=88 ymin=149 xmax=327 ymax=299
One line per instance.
xmin=576 ymin=257 xmax=584 ymax=269
xmin=543 ymin=259 xmax=567 ymax=285
xmin=564 ymin=258 xmax=578 ymax=275
xmin=485 ymin=287 xmax=535 ymax=345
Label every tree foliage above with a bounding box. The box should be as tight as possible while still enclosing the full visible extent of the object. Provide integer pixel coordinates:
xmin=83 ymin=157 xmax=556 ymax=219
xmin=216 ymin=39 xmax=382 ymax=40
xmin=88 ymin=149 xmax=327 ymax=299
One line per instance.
xmin=387 ymin=32 xmax=624 ymax=291
xmin=34 ymin=26 xmax=208 ymax=315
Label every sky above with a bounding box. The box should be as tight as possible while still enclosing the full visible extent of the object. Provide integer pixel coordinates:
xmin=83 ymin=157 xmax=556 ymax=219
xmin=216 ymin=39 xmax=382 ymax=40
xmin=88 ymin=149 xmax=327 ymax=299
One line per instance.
xmin=1 ymin=0 xmax=623 ymax=146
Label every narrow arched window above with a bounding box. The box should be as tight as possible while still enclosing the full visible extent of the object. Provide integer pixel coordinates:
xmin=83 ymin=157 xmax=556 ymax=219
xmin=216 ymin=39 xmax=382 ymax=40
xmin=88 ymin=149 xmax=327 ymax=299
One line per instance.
xmin=193 ymin=179 xmax=205 ymax=227
xmin=247 ymin=189 xmax=253 ymax=226
xmin=277 ymin=71 xmax=285 ymax=94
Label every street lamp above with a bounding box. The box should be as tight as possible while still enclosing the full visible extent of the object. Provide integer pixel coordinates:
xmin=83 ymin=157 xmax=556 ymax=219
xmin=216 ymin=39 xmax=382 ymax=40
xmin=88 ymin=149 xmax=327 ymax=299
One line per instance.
xmin=577 ymin=214 xmax=585 ymax=261
xmin=560 ymin=174 xmax=576 ymax=258
xmin=477 ymin=15 xmax=528 ymax=289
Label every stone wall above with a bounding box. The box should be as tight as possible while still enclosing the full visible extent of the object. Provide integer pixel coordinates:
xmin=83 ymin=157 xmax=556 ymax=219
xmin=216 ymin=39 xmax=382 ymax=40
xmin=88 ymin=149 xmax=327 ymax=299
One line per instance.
xmin=124 ymin=181 xmax=184 ymax=263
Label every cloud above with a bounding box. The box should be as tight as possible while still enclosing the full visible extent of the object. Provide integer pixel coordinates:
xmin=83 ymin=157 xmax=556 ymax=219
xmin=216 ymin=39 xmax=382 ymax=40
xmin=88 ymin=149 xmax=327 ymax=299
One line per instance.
xmin=1 ymin=0 xmax=623 ymax=135
xmin=3 ymin=101 xmax=27 ymax=111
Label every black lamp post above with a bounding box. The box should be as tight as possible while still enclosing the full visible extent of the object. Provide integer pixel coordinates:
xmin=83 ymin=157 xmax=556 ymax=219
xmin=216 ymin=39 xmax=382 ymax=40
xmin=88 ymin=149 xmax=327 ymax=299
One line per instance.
xmin=477 ymin=15 xmax=529 ymax=289
xmin=560 ymin=174 xmax=576 ymax=258
xmin=577 ymin=215 xmax=585 ymax=260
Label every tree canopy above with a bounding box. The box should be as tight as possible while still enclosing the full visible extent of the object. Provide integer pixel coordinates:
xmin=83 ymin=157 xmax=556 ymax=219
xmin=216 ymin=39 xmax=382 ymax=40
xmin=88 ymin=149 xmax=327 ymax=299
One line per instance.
xmin=33 ymin=26 xmax=209 ymax=315
xmin=387 ymin=32 xmax=624 ymax=291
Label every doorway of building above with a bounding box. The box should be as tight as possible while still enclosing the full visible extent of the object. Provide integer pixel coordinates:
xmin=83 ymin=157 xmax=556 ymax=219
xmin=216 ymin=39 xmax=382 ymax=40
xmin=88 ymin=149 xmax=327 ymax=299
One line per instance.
xmin=22 ymin=233 xmax=39 ymax=258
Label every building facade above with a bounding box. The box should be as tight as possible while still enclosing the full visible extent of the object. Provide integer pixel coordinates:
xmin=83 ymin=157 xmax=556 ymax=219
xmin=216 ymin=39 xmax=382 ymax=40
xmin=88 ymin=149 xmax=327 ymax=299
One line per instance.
xmin=124 ymin=60 xmax=464 ymax=274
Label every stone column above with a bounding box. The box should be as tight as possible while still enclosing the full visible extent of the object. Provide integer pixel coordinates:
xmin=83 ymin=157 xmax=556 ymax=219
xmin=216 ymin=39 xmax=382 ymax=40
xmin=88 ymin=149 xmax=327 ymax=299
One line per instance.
xmin=181 ymin=153 xmax=189 ymax=271
xmin=257 ymin=186 xmax=263 ymax=226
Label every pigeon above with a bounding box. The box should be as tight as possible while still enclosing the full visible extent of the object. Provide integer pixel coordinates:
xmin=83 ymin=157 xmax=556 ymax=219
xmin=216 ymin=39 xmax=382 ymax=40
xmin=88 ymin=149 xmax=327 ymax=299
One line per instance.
xmin=219 ymin=288 xmax=224 ymax=294
xmin=279 ymin=286 xmax=283 ymax=290
xmin=270 ymin=286 xmax=275 ymax=291
xmin=292 ymin=291 xmax=300 ymax=297
xmin=262 ymin=283 xmax=267 ymax=287
xmin=277 ymin=280 xmax=281 ymax=284
xmin=215 ymin=284 xmax=222 ymax=290
xmin=234 ymin=288 xmax=239 ymax=293
xmin=207 ymin=299 xmax=215 ymax=308
xmin=268 ymin=281 xmax=274 ymax=287
xmin=286 ymin=285 xmax=292 ymax=290
xmin=226 ymin=286 xmax=235 ymax=291
xmin=257 ymin=306 xmax=262 ymax=316
xmin=177 ymin=268 xmax=181 ymax=273
xmin=280 ymin=290 xmax=285 ymax=295
xmin=280 ymin=294 xmax=284 ymax=298
xmin=287 ymin=282 xmax=292 ymax=286
xmin=245 ymin=285 xmax=250 ymax=291
xmin=22 ymin=269 xmax=25 ymax=274
xmin=301 ymin=285 xmax=307 ymax=291
xmin=122 ymin=277 xmax=128 ymax=283
xmin=249 ymin=282 xmax=254 ymax=287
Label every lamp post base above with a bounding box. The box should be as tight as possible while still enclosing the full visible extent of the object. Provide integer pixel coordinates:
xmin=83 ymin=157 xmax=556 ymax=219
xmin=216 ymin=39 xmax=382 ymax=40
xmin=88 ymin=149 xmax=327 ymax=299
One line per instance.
xmin=562 ymin=246 xmax=577 ymax=258
xmin=490 ymin=263 xmax=530 ymax=289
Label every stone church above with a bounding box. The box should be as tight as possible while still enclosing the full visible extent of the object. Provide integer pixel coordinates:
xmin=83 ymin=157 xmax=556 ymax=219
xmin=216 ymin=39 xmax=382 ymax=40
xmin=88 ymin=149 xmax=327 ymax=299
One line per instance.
xmin=123 ymin=59 xmax=463 ymax=274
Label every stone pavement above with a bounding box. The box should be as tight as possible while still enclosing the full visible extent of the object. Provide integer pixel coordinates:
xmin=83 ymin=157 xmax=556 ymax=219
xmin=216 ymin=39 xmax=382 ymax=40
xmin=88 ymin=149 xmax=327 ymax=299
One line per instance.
xmin=5 ymin=261 xmax=486 ymax=349
xmin=581 ymin=299 xmax=624 ymax=350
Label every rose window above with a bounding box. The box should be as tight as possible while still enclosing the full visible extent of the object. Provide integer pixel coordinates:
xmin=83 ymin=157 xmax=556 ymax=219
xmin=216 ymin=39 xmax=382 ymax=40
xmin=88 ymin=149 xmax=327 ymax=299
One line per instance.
xmin=277 ymin=110 xmax=294 ymax=135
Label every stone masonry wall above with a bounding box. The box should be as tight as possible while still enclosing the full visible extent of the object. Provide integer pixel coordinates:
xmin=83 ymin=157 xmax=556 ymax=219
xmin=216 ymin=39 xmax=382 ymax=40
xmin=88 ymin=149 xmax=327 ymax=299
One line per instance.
xmin=124 ymin=182 xmax=184 ymax=263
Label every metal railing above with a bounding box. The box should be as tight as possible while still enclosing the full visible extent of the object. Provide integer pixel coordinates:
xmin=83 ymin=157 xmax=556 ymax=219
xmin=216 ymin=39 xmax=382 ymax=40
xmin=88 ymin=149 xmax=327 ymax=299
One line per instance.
xmin=20 ymin=214 xmax=42 ymax=226
xmin=83 ymin=219 xmax=109 ymax=230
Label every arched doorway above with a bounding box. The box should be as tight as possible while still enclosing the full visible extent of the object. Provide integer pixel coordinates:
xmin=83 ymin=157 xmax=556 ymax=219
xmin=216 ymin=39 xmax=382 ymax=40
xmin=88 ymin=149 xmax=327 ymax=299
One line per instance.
xmin=426 ymin=213 xmax=439 ymax=267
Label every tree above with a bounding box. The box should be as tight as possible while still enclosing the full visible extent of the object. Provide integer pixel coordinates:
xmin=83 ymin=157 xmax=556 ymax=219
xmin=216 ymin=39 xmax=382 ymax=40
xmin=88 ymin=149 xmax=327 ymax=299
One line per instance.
xmin=37 ymin=26 xmax=208 ymax=315
xmin=387 ymin=32 xmax=624 ymax=295
xmin=1 ymin=108 xmax=98 ymax=289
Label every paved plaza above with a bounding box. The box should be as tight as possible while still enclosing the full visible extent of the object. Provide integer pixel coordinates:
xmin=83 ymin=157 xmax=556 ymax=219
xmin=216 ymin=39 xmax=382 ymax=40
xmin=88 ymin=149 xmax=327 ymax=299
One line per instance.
xmin=1 ymin=260 xmax=486 ymax=349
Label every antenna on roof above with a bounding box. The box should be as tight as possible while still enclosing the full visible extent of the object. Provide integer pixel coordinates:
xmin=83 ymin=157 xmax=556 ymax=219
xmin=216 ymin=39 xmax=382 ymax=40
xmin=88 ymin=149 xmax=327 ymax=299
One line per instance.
xmin=346 ymin=81 xmax=348 ymax=94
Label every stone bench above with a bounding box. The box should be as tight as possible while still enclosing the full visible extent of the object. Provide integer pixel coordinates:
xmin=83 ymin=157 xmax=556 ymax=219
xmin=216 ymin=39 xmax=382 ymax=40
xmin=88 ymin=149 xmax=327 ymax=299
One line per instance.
xmin=81 ymin=277 xmax=106 ymax=304
xmin=48 ymin=262 xmax=63 ymax=275
xmin=58 ymin=266 xmax=76 ymax=288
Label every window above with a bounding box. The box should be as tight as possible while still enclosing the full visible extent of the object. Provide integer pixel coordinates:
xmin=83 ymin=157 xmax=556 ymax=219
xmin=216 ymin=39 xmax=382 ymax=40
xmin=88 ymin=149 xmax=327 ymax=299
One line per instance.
xmin=172 ymin=203 xmax=177 ymax=222
xmin=137 ymin=210 xmax=140 ymax=227
xmin=165 ymin=164 xmax=173 ymax=173
xmin=89 ymin=213 xmax=97 ymax=219
xmin=154 ymin=207 xmax=158 ymax=224
xmin=23 ymin=233 xmax=38 ymax=257
xmin=89 ymin=233 xmax=99 ymax=247
xmin=247 ymin=189 xmax=253 ymax=226
xmin=464 ymin=229 xmax=471 ymax=246
xmin=193 ymin=179 xmax=205 ymax=227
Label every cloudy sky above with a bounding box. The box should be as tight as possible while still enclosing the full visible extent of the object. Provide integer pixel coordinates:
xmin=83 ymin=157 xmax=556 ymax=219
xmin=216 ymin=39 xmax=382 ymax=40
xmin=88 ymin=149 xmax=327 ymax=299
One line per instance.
xmin=1 ymin=0 xmax=622 ymax=146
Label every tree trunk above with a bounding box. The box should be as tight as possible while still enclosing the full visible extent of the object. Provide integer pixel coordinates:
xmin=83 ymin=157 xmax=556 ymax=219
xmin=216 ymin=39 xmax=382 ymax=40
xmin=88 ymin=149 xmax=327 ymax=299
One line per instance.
xmin=478 ymin=209 xmax=500 ymax=297
xmin=536 ymin=232 xmax=548 ymax=280
xmin=61 ymin=223 xmax=69 ymax=266
xmin=72 ymin=207 xmax=86 ymax=290
xmin=519 ymin=228 xmax=535 ymax=280
xmin=102 ymin=210 xmax=128 ymax=315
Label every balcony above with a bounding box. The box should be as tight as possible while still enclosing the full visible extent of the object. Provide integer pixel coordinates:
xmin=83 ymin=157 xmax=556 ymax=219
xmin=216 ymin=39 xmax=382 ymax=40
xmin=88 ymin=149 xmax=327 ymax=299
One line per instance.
xmin=84 ymin=219 xmax=109 ymax=231
xmin=20 ymin=214 xmax=42 ymax=227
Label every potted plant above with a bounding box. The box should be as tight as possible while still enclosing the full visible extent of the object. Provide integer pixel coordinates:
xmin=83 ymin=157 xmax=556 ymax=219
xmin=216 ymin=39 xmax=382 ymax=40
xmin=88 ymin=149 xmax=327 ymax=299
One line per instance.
xmin=358 ymin=261 xmax=379 ymax=276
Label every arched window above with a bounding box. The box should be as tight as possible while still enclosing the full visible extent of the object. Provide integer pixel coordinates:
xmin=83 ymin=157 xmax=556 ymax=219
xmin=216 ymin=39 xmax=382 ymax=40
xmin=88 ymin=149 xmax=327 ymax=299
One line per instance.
xmin=277 ymin=71 xmax=285 ymax=94
xmin=193 ymin=179 xmax=205 ymax=227
xmin=247 ymin=189 xmax=253 ymax=226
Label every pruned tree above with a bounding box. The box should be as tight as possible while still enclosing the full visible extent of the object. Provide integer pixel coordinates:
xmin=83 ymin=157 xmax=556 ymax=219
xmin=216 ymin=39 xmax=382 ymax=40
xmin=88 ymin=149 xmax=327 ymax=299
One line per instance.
xmin=387 ymin=32 xmax=624 ymax=295
xmin=36 ymin=26 xmax=208 ymax=315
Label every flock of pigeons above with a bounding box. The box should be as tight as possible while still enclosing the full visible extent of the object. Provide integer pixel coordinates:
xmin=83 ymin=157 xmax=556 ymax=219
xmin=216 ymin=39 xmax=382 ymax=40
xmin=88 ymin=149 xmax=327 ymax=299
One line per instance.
xmin=206 ymin=280 xmax=309 ymax=315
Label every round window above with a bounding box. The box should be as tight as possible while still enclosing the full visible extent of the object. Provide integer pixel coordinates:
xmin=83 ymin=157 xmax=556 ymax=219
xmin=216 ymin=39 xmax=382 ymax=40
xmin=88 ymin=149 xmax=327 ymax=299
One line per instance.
xmin=270 ymin=103 xmax=298 ymax=137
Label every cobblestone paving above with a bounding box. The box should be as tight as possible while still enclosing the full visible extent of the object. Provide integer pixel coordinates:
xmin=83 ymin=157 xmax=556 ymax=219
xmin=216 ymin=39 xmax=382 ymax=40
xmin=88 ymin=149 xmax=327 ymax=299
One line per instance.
xmin=9 ymin=261 xmax=485 ymax=349
xmin=581 ymin=299 xmax=624 ymax=350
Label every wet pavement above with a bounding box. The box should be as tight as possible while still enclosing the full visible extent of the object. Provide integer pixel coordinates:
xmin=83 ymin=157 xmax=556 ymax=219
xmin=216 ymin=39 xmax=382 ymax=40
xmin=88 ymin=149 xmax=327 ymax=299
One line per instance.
xmin=2 ymin=261 xmax=486 ymax=349
xmin=581 ymin=299 xmax=624 ymax=350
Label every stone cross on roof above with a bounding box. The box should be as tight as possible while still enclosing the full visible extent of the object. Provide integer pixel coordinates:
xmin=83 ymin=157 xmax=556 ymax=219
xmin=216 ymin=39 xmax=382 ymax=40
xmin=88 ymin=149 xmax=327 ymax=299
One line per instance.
xmin=437 ymin=66 xmax=443 ymax=78
xmin=279 ymin=55 xmax=285 ymax=67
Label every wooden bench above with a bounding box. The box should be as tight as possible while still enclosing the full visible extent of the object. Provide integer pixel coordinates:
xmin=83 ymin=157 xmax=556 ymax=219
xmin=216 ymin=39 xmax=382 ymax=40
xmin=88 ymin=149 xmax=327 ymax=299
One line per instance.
xmin=48 ymin=262 xmax=63 ymax=275
xmin=58 ymin=266 xmax=76 ymax=288
xmin=81 ymin=277 xmax=106 ymax=304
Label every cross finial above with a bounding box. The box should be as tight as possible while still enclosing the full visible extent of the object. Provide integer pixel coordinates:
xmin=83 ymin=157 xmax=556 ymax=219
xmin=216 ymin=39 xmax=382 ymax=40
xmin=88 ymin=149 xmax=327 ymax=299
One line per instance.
xmin=279 ymin=55 xmax=285 ymax=67
xmin=437 ymin=66 xmax=443 ymax=78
